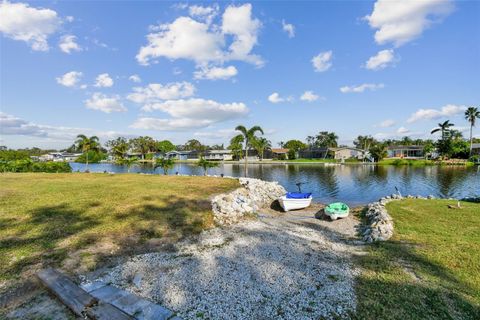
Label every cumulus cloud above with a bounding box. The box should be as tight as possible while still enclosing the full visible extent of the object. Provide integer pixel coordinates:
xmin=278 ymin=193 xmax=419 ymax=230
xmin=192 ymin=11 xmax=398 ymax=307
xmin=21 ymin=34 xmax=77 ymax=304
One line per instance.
xmin=364 ymin=0 xmax=454 ymax=47
xmin=407 ymin=104 xmax=467 ymax=123
xmin=268 ymin=92 xmax=283 ymax=103
xmin=56 ymin=71 xmax=83 ymax=87
xmin=365 ymin=49 xmax=396 ymax=70
xmin=84 ymin=93 xmax=127 ymax=113
xmin=129 ymin=74 xmax=141 ymax=83
xmin=94 ymin=73 xmax=114 ymax=87
xmin=127 ymin=82 xmax=195 ymax=104
xmin=0 ymin=1 xmax=61 ymax=51
xmin=282 ymin=20 xmax=295 ymax=38
xmin=0 ymin=112 xmax=127 ymax=143
xmin=300 ymin=91 xmax=320 ymax=102
xmin=131 ymin=98 xmax=248 ymax=131
xmin=340 ymin=83 xmax=384 ymax=93
xmin=136 ymin=3 xmax=262 ymax=69
xmin=188 ymin=4 xmax=218 ymax=25
xmin=378 ymin=119 xmax=396 ymax=128
xmin=312 ymin=51 xmax=332 ymax=72
xmin=396 ymin=126 xmax=410 ymax=134
xmin=59 ymin=34 xmax=81 ymax=54
xmin=194 ymin=128 xmax=236 ymax=140
xmin=194 ymin=65 xmax=237 ymax=80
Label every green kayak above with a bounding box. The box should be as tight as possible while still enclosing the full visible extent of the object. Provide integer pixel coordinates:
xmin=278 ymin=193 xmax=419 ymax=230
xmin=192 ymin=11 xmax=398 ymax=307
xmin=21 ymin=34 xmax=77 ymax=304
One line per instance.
xmin=324 ymin=202 xmax=350 ymax=220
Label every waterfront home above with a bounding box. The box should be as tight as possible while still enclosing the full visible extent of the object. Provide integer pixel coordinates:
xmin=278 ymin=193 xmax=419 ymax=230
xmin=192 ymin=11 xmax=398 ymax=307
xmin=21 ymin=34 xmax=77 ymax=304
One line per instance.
xmin=298 ymin=148 xmax=329 ymax=159
xmin=472 ymin=143 xmax=480 ymax=155
xmin=165 ymin=150 xmax=200 ymax=160
xmin=387 ymin=145 xmax=425 ymax=159
xmin=268 ymin=148 xmax=289 ymax=159
xmin=329 ymin=147 xmax=366 ymax=160
xmin=204 ymin=150 xmax=233 ymax=161
xmin=37 ymin=152 xmax=82 ymax=162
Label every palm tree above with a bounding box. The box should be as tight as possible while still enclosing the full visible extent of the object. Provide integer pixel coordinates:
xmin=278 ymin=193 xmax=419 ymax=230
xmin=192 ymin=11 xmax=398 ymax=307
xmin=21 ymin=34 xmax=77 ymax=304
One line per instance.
xmin=234 ymin=125 xmax=264 ymax=177
xmin=154 ymin=158 xmax=176 ymax=175
xmin=75 ymin=134 xmax=100 ymax=171
xmin=431 ymin=120 xmax=455 ymax=140
xmin=251 ymin=137 xmax=271 ymax=161
xmin=197 ymin=157 xmax=219 ymax=176
xmin=465 ymin=107 xmax=480 ymax=157
xmin=118 ymin=157 xmax=137 ymax=173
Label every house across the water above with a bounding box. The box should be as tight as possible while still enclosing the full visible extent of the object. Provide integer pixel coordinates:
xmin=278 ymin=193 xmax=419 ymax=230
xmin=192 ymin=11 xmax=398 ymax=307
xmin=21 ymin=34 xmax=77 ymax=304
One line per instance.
xmin=165 ymin=150 xmax=200 ymax=160
xmin=471 ymin=143 xmax=480 ymax=155
xmin=329 ymin=147 xmax=366 ymax=160
xmin=387 ymin=145 xmax=424 ymax=159
xmin=204 ymin=150 xmax=233 ymax=161
xmin=36 ymin=152 xmax=82 ymax=162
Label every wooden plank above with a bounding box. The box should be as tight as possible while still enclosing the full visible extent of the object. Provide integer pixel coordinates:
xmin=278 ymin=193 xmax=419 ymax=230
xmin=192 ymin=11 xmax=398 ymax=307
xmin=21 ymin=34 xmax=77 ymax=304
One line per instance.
xmin=37 ymin=268 xmax=97 ymax=316
xmin=85 ymin=302 xmax=134 ymax=320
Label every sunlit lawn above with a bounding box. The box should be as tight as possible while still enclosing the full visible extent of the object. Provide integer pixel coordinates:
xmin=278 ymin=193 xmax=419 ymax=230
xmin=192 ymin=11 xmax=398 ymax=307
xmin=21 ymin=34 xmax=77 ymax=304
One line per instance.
xmin=355 ymin=199 xmax=480 ymax=319
xmin=0 ymin=173 xmax=239 ymax=288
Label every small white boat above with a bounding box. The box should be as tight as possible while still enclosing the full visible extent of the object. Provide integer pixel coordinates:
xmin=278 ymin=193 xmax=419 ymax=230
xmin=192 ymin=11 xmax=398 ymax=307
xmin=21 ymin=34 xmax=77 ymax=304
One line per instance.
xmin=278 ymin=192 xmax=313 ymax=211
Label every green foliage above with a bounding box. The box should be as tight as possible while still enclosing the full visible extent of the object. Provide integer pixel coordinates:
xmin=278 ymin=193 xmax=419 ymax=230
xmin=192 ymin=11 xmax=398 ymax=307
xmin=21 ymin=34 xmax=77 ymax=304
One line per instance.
xmin=75 ymin=150 xmax=107 ymax=163
xmin=251 ymin=137 xmax=271 ymax=160
xmin=183 ymin=139 xmax=205 ymax=151
xmin=287 ymin=149 xmax=296 ymax=160
xmin=0 ymin=159 xmax=71 ymax=173
xmin=197 ymin=157 xmax=219 ymax=175
xmin=129 ymin=136 xmax=156 ymax=159
xmin=353 ymin=135 xmax=376 ymax=150
xmin=284 ymin=140 xmax=306 ymax=151
xmin=277 ymin=153 xmax=287 ymax=160
xmin=0 ymin=150 xmax=30 ymax=161
xmin=154 ymin=158 xmax=176 ymax=175
xmin=117 ymin=157 xmax=138 ymax=172
xmin=106 ymin=137 xmax=129 ymax=160
xmin=314 ymin=131 xmax=338 ymax=148
xmin=229 ymin=135 xmax=245 ymax=160
xmin=369 ymin=143 xmax=388 ymax=161
xmin=156 ymin=140 xmax=175 ymax=153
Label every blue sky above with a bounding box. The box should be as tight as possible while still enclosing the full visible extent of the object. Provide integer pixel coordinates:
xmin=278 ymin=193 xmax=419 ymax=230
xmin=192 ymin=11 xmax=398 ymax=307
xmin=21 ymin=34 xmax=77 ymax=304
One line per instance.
xmin=1 ymin=0 xmax=479 ymax=149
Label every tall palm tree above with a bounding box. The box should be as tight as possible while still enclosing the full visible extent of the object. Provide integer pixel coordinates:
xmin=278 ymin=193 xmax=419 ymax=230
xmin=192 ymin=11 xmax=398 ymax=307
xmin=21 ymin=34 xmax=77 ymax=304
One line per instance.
xmin=431 ymin=120 xmax=454 ymax=140
xmin=234 ymin=125 xmax=264 ymax=177
xmin=465 ymin=107 xmax=480 ymax=157
xmin=75 ymin=134 xmax=100 ymax=171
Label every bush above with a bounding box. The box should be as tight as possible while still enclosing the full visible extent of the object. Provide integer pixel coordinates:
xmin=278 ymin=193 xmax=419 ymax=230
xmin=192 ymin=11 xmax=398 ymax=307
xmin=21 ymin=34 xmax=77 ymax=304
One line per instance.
xmin=0 ymin=160 xmax=71 ymax=173
xmin=287 ymin=149 xmax=296 ymax=160
xmin=75 ymin=151 xmax=107 ymax=163
xmin=469 ymin=155 xmax=480 ymax=163
xmin=0 ymin=150 xmax=30 ymax=161
xmin=277 ymin=154 xmax=287 ymax=160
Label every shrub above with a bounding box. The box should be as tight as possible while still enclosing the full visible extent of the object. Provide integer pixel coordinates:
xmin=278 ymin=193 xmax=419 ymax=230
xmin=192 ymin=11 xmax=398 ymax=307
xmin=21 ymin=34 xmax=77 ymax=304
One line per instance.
xmin=0 ymin=160 xmax=71 ymax=173
xmin=76 ymin=151 xmax=107 ymax=163
xmin=287 ymin=149 xmax=296 ymax=160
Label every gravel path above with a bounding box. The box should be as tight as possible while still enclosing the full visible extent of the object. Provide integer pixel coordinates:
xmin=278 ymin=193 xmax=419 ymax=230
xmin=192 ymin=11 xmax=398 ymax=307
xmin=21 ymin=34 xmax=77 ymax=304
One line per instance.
xmin=90 ymin=207 xmax=365 ymax=320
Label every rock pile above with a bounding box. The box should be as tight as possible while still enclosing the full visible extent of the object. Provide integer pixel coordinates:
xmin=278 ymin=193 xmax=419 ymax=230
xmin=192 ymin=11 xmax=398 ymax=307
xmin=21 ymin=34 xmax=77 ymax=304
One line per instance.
xmin=211 ymin=178 xmax=286 ymax=225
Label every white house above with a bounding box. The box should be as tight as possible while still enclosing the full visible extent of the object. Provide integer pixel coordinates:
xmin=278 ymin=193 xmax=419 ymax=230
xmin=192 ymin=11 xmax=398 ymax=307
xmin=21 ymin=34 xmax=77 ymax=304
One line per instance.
xmin=204 ymin=150 xmax=233 ymax=161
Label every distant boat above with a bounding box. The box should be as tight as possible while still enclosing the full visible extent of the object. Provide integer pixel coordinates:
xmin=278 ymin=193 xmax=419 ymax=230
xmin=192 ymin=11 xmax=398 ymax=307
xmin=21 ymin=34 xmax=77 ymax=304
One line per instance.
xmin=278 ymin=192 xmax=312 ymax=211
xmin=324 ymin=202 xmax=350 ymax=220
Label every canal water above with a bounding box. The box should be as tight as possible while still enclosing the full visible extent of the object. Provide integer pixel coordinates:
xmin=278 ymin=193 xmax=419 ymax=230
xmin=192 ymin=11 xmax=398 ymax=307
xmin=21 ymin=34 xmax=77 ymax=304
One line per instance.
xmin=69 ymin=162 xmax=479 ymax=206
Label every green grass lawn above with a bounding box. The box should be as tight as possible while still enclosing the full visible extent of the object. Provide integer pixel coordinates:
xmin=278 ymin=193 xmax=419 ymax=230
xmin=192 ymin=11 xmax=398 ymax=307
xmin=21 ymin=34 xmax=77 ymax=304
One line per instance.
xmin=355 ymin=199 xmax=480 ymax=320
xmin=0 ymin=173 xmax=239 ymax=289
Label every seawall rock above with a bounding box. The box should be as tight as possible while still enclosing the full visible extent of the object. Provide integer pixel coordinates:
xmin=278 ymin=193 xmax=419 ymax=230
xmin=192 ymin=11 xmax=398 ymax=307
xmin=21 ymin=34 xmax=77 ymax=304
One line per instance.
xmin=211 ymin=178 xmax=286 ymax=225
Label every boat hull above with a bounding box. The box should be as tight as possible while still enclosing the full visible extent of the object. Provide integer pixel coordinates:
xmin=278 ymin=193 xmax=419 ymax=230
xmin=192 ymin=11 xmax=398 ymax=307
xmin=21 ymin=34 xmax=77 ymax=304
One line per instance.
xmin=278 ymin=196 xmax=312 ymax=212
xmin=324 ymin=205 xmax=350 ymax=220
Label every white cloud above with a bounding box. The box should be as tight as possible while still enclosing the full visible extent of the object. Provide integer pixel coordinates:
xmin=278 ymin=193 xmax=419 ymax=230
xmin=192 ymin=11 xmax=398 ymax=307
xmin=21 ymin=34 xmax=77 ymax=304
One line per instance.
xmin=129 ymin=74 xmax=141 ymax=83
xmin=59 ymin=34 xmax=81 ymax=54
xmin=94 ymin=73 xmax=114 ymax=87
xmin=312 ymin=51 xmax=332 ymax=72
xmin=365 ymin=49 xmax=396 ymax=70
xmin=188 ymin=4 xmax=218 ymax=25
xmin=268 ymin=92 xmax=283 ymax=104
xmin=300 ymin=91 xmax=319 ymax=102
xmin=364 ymin=0 xmax=454 ymax=47
xmin=396 ymin=126 xmax=410 ymax=134
xmin=0 ymin=112 xmax=128 ymax=144
xmin=141 ymin=98 xmax=248 ymax=120
xmin=0 ymin=1 xmax=61 ymax=51
xmin=340 ymin=83 xmax=384 ymax=93
xmin=127 ymin=82 xmax=195 ymax=104
xmin=407 ymin=104 xmax=467 ymax=123
xmin=136 ymin=4 xmax=262 ymax=68
xmin=84 ymin=93 xmax=127 ymax=113
xmin=131 ymin=98 xmax=248 ymax=131
xmin=378 ymin=119 xmax=396 ymax=128
xmin=194 ymin=129 xmax=236 ymax=140
xmin=282 ymin=20 xmax=295 ymax=38
xmin=56 ymin=71 xmax=83 ymax=87
xmin=194 ymin=65 xmax=237 ymax=80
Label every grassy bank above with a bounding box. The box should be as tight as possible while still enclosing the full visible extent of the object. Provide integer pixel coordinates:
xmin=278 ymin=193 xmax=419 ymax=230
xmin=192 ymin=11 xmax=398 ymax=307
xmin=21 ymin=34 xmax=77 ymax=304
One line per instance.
xmin=0 ymin=173 xmax=238 ymax=289
xmin=355 ymin=199 xmax=480 ymax=319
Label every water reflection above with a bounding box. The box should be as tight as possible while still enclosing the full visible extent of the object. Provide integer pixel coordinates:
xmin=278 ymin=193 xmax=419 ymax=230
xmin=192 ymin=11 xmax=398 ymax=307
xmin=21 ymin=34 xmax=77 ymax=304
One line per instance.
xmin=69 ymin=162 xmax=479 ymax=206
